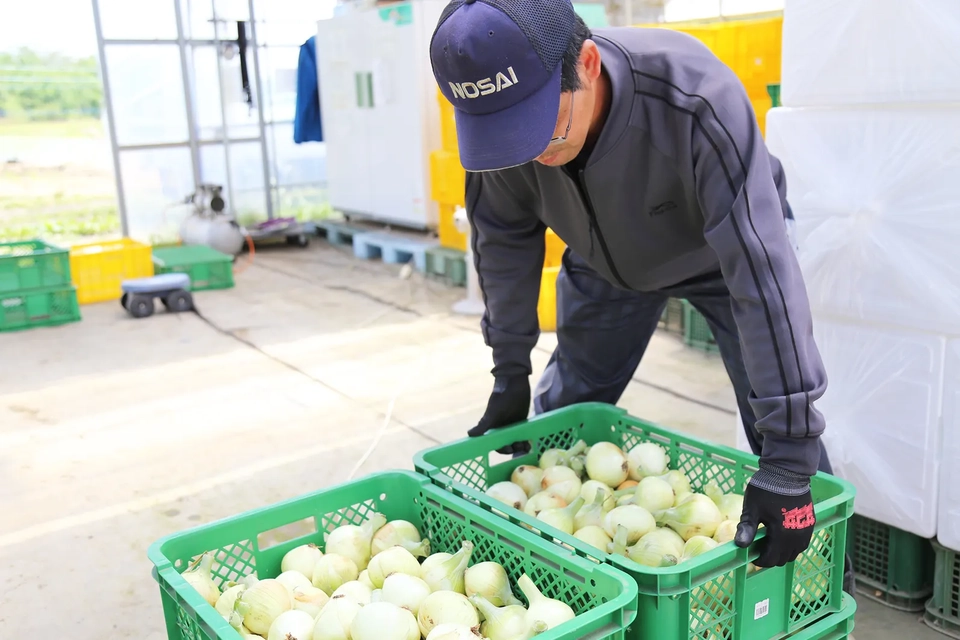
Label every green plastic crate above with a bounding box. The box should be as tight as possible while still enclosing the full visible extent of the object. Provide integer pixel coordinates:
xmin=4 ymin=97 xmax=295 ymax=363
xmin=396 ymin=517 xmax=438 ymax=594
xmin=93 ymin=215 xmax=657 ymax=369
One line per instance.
xmin=786 ymin=594 xmax=856 ymax=639
xmin=768 ymin=83 xmax=781 ymax=108
xmin=682 ymin=300 xmax=720 ymax=353
xmin=152 ymin=245 xmax=235 ymax=292
xmin=147 ymin=470 xmax=638 ymax=640
xmin=923 ymin=541 xmax=960 ymax=638
xmin=414 ymin=403 xmax=855 ymax=640
xmin=658 ymin=298 xmax=685 ymax=336
xmin=847 ymin=514 xmax=933 ymax=612
xmin=425 ymin=246 xmax=467 ymax=287
xmin=0 ymin=284 xmax=81 ymax=332
xmin=0 ymin=239 xmax=71 ymax=293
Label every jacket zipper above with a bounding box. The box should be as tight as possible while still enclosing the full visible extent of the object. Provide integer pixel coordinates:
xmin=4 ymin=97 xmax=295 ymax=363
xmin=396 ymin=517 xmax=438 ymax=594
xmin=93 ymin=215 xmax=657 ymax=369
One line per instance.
xmin=576 ymin=168 xmax=630 ymax=289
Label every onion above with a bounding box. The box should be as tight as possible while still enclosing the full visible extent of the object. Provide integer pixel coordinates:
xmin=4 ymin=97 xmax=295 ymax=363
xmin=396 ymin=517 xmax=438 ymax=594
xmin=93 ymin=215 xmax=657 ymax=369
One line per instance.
xmin=311 ymin=553 xmax=359 ymax=595
xmin=634 ymin=476 xmax=676 ymax=513
xmin=511 ymin=465 xmax=544 ymax=497
xmin=627 ymin=530 xmax=681 ymax=568
xmin=216 ymin=584 xmax=247 ymax=619
xmin=371 ymin=519 xmax=431 ymax=558
xmin=681 ymin=535 xmax=719 ymax=562
xmin=655 ymin=494 xmax=724 ymax=541
xmin=657 ymin=470 xmax=693 ymax=497
xmin=352 ymin=601 xmax=420 ymax=640
xmin=471 ymin=593 xmax=540 ymax=640
xmin=517 ymin=574 xmax=575 ymax=630
xmin=267 ymin=609 xmax=314 ymax=640
xmin=426 ymin=623 xmax=484 ymax=640
xmin=542 ymin=465 xmax=580 ymax=490
xmin=581 ymin=480 xmax=615 ymax=504
xmin=276 ymin=570 xmax=312 ymax=592
xmin=281 ymin=543 xmax=323 ymax=579
xmin=331 ymin=579 xmax=373 ymax=605
xmin=367 ymin=545 xmax=422 ymax=588
xmin=382 ymin=573 xmax=432 ymax=615
xmin=545 ymin=479 xmax=582 ymax=505
xmin=465 ymin=562 xmax=523 ymax=607
xmin=422 ymin=540 xmax=474 ymax=593
xmin=704 ymin=482 xmax=745 ymax=522
xmin=713 ymin=520 xmax=738 ymax=544
xmin=291 ymin=585 xmax=329 ymax=617
xmin=358 ymin=570 xmax=375 ymax=589
xmin=324 ymin=512 xmax=387 ymax=571
xmin=181 ymin=552 xmax=221 ymax=606
xmin=626 ymin=442 xmax=669 ymax=480
xmin=523 ymin=491 xmax=566 ymax=518
xmin=585 ymin=442 xmax=629 ymax=487
xmin=538 ymin=496 xmax=585 ymax=535
xmin=235 ymin=579 xmax=293 ymax=636
xmin=602 ymin=505 xmax=656 ymax=544
xmin=312 ymin=596 xmax=361 ymax=640
xmin=569 ymin=454 xmax=587 ymax=479
xmin=538 ymin=440 xmax=588 ymax=469
xmin=574 ymin=491 xmax=611 ymax=531
xmin=486 ymin=481 xmax=529 ymax=511
xmin=418 ymin=590 xmax=481 ymax=638
xmin=574 ymin=526 xmax=612 ymax=552
xmin=420 ymin=552 xmax=452 ymax=578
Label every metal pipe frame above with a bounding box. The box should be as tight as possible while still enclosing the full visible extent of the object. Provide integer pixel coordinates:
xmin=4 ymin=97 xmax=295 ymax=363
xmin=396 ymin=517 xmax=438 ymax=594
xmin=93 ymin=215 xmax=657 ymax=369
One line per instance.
xmin=246 ymin=0 xmax=275 ymax=219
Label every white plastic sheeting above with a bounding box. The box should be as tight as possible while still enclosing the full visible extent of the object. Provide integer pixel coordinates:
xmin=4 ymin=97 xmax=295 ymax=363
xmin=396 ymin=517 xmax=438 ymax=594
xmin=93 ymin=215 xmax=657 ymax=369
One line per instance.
xmin=938 ymin=341 xmax=960 ymax=549
xmin=766 ymin=106 xmax=960 ymax=335
xmin=781 ymin=0 xmax=960 ymax=106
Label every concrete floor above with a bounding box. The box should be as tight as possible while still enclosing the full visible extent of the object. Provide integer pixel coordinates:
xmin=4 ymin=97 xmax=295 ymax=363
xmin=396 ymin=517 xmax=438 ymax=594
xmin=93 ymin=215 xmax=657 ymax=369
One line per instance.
xmin=0 ymin=241 xmax=940 ymax=639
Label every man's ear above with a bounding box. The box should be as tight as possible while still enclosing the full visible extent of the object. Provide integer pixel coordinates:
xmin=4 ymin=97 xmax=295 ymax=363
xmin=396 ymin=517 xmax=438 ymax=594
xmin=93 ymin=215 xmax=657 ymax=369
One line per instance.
xmin=579 ymin=40 xmax=602 ymax=84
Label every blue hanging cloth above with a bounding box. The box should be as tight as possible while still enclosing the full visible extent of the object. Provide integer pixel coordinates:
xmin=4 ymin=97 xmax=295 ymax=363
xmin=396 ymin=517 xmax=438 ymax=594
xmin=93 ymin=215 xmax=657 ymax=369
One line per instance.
xmin=294 ymin=35 xmax=323 ymax=143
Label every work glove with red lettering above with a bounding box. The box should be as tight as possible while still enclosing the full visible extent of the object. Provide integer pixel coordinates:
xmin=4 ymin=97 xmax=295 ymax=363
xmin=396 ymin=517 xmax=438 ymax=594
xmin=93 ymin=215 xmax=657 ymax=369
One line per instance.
xmin=734 ymin=463 xmax=816 ymax=567
xmin=468 ymin=376 xmax=531 ymax=455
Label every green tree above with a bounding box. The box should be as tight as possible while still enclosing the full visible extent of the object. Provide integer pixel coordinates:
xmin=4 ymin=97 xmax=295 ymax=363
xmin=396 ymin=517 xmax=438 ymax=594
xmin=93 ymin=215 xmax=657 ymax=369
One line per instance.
xmin=0 ymin=47 xmax=102 ymax=120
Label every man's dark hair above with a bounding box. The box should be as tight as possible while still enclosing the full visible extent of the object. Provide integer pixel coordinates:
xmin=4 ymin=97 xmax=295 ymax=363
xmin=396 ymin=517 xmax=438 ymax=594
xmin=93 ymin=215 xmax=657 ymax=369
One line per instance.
xmin=560 ymin=14 xmax=592 ymax=92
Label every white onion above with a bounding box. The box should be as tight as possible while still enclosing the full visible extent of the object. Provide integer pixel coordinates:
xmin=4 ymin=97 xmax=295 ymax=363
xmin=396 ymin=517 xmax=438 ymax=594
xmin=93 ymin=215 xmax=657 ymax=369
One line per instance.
xmin=228 ymin=611 xmax=266 ymax=639
xmin=705 ymin=482 xmax=745 ymax=522
xmin=352 ymin=601 xmax=420 ymax=640
xmin=585 ymin=442 xmax=629 ymax=487
xmin=464 ymin=562 xmax=522 ymax=607
xmin=523 ymin=491 xmax=566 ymax=517
xmin=371 ymin=519 xmax=430 ymax=558
xmin=511 ymin=465 xmax=544 ymax=497
xmin=181 ymin=552 xmax=221 ymax=606
xmin=574 ymin=492 xmax=612 ymax=531
xmin=280 ymin=543 xmax=323 ymax=579
xmin=291 ymin=585 xmax=329 ymax=617
xmin=541 ymin=465 xmax=580 ymax=490
xmin=470 ymin=593 xmax=538 ymax=640
xmin=382 ymin=573 xmax=432 ymax=615
xmin=634 ymin=476 xmax=676 ymax=513
xmin=312 ymin=596 xmax=361 ymax=640
xmin=312 ymin=553 xmax=359 ymax=595
xmin=420 ymin=552 xmax=452 ymax=578
xmin=580 ymin=480 xmax=615 ymax=504
xmin=418 ymin=590 xmax=481 ymax=638
xmin=267 ymin=609 xmax=314 ymax=640
xmin=681 ymin=535 xmax=719 ymax=562
xmin=215 ymin=584 xmax=247 ymax=619
xmin=626 ymin=442 xmax=669 ymax=480
xmin=426 ymin=623 xmax=483 ymax=640
xmin=422 ymin=540 xmax=474 ymax=593
xmin=331 ymin=579 xmax=372 ymax=605
xmin=537 ymin=496 xmax=585 ymax=535
xmin=655 ymin=494 xmax=724 ymax=541
xmin=574 ymin=526 xmax=612 ymax=552
xmin=486 ymin=481 xmax=529 ymax=511
xmin=544 ymin=478 xmax=582 ymax=505
xmin=367 ymin=545 xmax=422 ymax=588
xmin=324 ymin=512 xmax=387 ymax=571
xmin=276 ymin=570 xmax=312 ymax=592
xmin=602 ymin=505 xmax=656 ymax=544
xmin=517 ymin=574 xmax=575 ymax=630
xmin=657 ymin=470 xmax=693 ymax=497
xmin=713 ymin=520 xmax=738 ymax=544
xmin=236 ymin=579 xmax=293 ymax=636
xmin=358 ymin=570 xmax=375 ymax=589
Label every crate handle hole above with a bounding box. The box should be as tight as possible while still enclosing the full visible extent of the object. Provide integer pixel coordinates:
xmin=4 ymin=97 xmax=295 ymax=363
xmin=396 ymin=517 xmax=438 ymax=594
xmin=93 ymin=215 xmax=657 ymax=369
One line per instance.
xmin=380 ymin=493 xmax=387 ymax=501
xmin=175 ymin=559 xmax=183 ymax=569
xmin=256 ymin=516 xmax=318 ymax=551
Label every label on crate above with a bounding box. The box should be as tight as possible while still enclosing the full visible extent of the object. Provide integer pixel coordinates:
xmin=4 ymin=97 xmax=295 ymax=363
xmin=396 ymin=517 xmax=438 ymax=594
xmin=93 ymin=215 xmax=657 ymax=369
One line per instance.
xmin=754 ymin=598 xmax=770 ymax=620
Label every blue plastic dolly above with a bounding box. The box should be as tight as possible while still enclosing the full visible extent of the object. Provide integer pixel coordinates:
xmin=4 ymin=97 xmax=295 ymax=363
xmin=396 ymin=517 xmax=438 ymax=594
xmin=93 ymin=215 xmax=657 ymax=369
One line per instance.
xmin=120 ymin=273 xmax=194 ymax=319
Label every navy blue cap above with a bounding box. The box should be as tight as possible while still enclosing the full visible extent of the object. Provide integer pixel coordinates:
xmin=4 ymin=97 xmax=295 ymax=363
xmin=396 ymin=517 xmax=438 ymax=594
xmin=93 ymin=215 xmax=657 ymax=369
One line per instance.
xmin=429 ymin=0 xmax=577 ymax=171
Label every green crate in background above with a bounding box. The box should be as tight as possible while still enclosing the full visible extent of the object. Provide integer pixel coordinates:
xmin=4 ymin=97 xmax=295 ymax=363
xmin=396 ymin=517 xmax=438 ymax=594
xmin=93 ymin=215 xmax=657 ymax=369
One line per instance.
xmin=147 ymin=470 xmax=638 ymax=640
xmin=847 ymin=514 xmax=934 ymax=612
xmin=924 ymin=541 xmax=960 ymax=638
xmin=658 ymin=297 xmax=684 ymax=336
xmin=425 ymin=245 xmax=467 ymax=287
xmin=768 ymin=83 xmax=781 ymax=108
xmin=152 ymin=245 xmax=234 ymax=292
xmin=0 ymin=284 xmax=81 ymax=332
xmin=0 ymin=239 xmax=72 ymax=293
xmin=414 ymin=403 xmax=856 ymax=640
xmin=682 ymin=300 xmax=720 ymax=353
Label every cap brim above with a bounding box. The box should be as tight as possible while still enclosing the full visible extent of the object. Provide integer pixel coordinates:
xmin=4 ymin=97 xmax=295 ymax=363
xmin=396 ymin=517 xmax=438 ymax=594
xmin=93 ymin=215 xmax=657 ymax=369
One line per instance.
xmin=454 ymin=65 xmax=562 ymax=172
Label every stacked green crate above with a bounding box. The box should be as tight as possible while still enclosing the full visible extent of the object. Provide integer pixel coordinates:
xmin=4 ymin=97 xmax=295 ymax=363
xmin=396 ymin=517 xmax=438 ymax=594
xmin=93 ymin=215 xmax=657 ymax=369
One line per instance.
xmin=681 ymin=300 xmax=720 ymax=353
xmin=152 ymin=245 xmax=235 ymax=292
xmin=0 ymin=240 xmax=81 ymax=332
xmin=848 ymin=514 xmax=934 ymax=612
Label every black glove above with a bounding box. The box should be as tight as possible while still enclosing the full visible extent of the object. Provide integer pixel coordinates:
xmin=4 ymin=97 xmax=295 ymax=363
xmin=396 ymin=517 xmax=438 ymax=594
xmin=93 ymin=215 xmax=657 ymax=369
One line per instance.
xmin=468 ymin=376 xmax=531 ymax=455
xmin=735 ymin=463 xmax=816 ymax=567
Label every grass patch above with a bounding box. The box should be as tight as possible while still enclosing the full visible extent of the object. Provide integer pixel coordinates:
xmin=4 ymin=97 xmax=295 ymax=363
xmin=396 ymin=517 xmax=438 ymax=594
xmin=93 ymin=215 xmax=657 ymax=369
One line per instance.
xmin=0 ymin=204 xmax=121 ymax=244
xmin=0 ymin=117 xmax=105 ymax=138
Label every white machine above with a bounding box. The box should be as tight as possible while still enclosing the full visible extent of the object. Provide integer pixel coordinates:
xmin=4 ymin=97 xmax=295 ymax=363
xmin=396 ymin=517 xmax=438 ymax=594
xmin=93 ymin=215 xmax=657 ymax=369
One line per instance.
xmin=315 ymin=0 xmax=448 ymax=230
xmin=178 ymin=184 xmax=246 ymax=257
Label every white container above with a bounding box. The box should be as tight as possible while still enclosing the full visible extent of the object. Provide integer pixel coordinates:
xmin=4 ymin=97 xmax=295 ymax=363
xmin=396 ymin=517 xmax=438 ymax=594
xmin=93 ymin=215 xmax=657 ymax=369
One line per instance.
xmin=936 ymin=340 xmax=960 ymax=551
xmin=765 ymin=106 xmax=960 ymax=335
xmin=780 ymin=0 xmax=960 ymax=107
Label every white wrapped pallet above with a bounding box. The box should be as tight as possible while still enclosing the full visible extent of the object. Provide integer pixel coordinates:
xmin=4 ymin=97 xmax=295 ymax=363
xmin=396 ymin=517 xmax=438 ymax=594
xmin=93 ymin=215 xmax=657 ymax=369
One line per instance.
xmin=781 ymin=0 xmax=960 ymax=106
xmin=765 ymin=106 xmax=960 ymax=334
xmin=937 ymin=341 xmax=960 ymax=550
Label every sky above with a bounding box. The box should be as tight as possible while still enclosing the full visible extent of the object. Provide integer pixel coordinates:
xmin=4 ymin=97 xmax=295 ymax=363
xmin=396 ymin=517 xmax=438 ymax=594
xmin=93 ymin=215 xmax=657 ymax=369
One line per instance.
xmin=0 ymin=0 xmax=786 ymax=58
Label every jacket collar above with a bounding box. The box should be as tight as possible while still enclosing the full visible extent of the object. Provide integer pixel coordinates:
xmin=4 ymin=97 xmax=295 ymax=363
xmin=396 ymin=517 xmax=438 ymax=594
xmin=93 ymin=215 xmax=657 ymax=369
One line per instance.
xmin=582 ymin=30 xmax=635 ymax=169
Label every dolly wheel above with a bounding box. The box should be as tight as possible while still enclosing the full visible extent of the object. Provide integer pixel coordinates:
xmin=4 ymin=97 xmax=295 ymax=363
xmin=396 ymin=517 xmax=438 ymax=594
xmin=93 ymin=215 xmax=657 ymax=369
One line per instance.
xmin=163 ymin=290 xmax=194 ymax=313
xmin=120 ymin=293 xmax=129 ymax=309
xmin=129 ymin=294 xmax=155 ymax=318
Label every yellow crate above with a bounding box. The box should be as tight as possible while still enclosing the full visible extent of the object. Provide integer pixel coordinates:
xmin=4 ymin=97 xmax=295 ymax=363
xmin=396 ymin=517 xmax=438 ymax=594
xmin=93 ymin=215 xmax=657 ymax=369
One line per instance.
xmin=751 ymin=97 xmax=770 ymax=137
xmin=69 ymin=238 xmax=154 ymax=304
xmin=438 ymin=88 xmax=458 ymax=152
xmin=438 ymin=203 xmax=467 ymax=252
xmin=538 ymin=266 xmax=560 ymax=332
xmin=544 ymin=228 xmax=566 ymax=268
xmin=430 ymin=148 xmax=466 ymax=207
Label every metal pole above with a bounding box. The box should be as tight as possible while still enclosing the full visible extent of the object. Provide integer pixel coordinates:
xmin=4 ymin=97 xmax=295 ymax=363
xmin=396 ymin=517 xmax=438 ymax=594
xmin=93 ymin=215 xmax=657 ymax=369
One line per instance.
xmin=246 ymin=0 xmax=275 ymax=219
xmin=174 ymin=0 xmax=203 ymax=188
xmin=211 ymin=0 xmax=238 ymax=213
xmin=90 ymin=0 xmax=130 ymax=237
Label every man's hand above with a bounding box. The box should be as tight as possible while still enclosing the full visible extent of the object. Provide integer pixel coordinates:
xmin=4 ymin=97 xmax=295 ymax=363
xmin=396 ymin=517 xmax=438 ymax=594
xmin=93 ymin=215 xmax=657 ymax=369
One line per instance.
xmin=735 ymin=463 xmax=816 ymax=567
xmin=469 ymin=376 xmax=531 ymax=455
